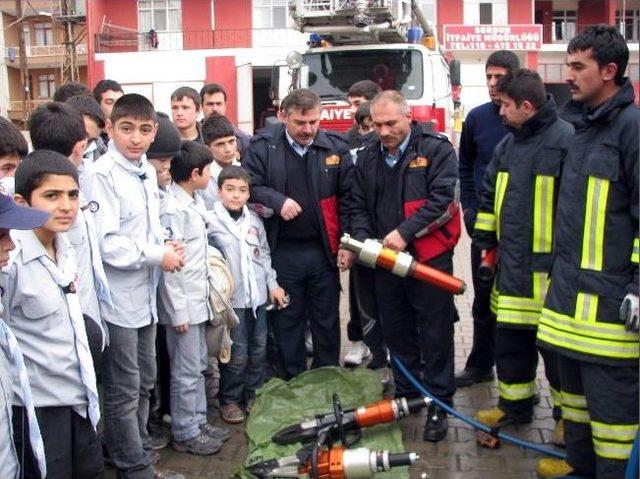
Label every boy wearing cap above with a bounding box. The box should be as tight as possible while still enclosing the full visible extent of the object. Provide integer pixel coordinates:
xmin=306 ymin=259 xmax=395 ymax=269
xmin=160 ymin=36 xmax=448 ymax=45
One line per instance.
xmin=0 ymin=189 xmax=49 ymax=479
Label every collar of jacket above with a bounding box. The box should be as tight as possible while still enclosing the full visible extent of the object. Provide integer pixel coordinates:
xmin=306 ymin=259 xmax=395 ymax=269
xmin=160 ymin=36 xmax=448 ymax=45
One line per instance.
xmin=511 ymin=94 xmax=559 ymax=140
xmin=254 ymin=122 xmax=335 ymax=150
xmin=585 ymin=78 xmax=635 ymax=123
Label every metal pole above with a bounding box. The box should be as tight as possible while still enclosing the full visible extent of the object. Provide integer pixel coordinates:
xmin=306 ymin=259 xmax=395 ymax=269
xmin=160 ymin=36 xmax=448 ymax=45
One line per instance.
xmin=15 ymin=0 xmax=30 ymax=128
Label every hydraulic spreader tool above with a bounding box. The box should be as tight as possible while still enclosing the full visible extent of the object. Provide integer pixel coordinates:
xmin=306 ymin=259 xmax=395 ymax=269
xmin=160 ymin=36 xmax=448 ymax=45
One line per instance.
xmin=340 ymin=234 xmax=466 ymax=295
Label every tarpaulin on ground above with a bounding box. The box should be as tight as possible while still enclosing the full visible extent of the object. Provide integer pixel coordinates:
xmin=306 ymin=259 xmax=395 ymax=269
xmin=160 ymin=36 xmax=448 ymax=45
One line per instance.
xmin=237 ymin=366 xmax=409 ymax=478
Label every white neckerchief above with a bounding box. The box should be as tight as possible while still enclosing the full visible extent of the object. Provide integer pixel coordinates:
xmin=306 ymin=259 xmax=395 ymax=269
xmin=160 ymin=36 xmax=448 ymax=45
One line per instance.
xmin=213 ymin=202 xmax=261 ymax=313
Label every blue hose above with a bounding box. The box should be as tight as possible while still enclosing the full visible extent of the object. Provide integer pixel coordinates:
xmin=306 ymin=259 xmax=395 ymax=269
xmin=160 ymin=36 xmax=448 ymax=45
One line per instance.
xmin=392 ymin=354 xmax=567 ymax=460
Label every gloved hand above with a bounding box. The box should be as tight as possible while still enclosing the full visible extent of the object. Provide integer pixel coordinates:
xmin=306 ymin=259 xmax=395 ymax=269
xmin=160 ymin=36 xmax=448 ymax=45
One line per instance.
xmin=620 ymin=294 xmax=639 ymax=332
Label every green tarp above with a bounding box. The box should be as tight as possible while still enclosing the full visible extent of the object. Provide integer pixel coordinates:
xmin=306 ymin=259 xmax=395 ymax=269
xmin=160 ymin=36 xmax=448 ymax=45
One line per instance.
xmin=238 ymin=366 xmax=409 ymax=478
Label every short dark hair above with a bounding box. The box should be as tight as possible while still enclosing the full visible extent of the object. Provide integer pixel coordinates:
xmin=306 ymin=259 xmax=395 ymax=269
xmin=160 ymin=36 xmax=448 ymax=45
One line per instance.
xmin=53 ymin=81 xmax=92 ymax=102
xmin=200 ymin=83 xmax=227 ymax=102
xmin=280 ymin=88 xmax=321 ymax=115
xmin=568 ymin=25 xmax=629 ymax=86
xmin=93 ymin=79 xmax=123 ymax=103
xmin=29 ymin=102 xmax=86 ymax=157
xmin=15 ymin=150 xmax=78 ymax=201
xmin=170 ymin=141 xmax=213 ymax=183
xmin=486 ymin=50 xmax=520 ymax=76
xmin=348 ymin=80 xmax=381 ymax=100
xmin=170 ymin=86 xmax=201 ymax=108
xmin=66 ymin=94 xmax=105 ymax=129
xmin=0 ymin=117 xmax=28 ymax=158
xmin=217 ymin=165 xmax=250 ymax=189
xmin=201 ymin=114 xmax=236 ymax=145
xmin=110 ymin=93 xmax=156 ymax=124
xmin=496 ymin=69 xmax=547 ymax=109
xmin=355 ymin=101 xmax=372 ymax=125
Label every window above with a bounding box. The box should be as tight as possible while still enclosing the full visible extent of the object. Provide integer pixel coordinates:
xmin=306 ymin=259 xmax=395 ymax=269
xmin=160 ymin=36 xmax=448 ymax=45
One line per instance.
xmin=617 ymin=9 xmax=640 ymax=41
xmin=22 ymin=24 xmax=30 ymax=46
xmin=34 ymin=22 xmax=53 ymax=46
xmin=38 ymin=74 xmax=56 ymax=99
xmin=479 ymin=3 xmax=492 ymax=24
xmin=552 ymin=10 xmax=577 ymax=42
xmin=138 ymin=0 xmax=181 ymax=32
xmin=253 ymin=0 xmax=287 ymax=29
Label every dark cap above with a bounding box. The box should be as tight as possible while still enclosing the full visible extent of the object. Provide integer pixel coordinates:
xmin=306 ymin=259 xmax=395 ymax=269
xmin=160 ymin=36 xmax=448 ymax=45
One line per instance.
xmin=147 ymin=111 xmax=182 ymax=159
xmin=0 ymin=188 xmax=49 ymax=230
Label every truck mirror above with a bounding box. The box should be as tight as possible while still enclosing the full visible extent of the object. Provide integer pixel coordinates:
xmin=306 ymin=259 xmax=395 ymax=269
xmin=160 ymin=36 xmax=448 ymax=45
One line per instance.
xmin=449 ymin=59 xmax=461 ymax=86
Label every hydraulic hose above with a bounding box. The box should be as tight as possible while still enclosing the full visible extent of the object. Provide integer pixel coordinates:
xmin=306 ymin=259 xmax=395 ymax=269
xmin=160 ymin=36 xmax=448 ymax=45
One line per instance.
xmin=391 ymin=354 xmax=567 ymax=460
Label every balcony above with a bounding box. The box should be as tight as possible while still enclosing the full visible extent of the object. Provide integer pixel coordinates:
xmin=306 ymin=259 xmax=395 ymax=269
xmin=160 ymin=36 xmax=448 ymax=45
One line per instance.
xmin=5 ymin=43 xmax=88 ymax=68
xmin=540 ymin=22 xmax=639 ymax=44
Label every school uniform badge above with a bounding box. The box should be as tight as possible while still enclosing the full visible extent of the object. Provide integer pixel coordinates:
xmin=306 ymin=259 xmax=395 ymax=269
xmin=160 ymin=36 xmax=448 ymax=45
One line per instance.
xmin=409 ymin=156 xmax=429 ymax=168
xmin=325 ymin=155 xmax=340 ymax=166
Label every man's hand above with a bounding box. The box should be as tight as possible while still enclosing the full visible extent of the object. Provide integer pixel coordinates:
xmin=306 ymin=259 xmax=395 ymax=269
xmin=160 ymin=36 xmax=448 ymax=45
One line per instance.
xmin=620 ymin=294 xmax=639 ymax=332
xmin=382 ymin=229 xmax=408 ymax=252
xmin=161 ymin=243 xmax=185 ymax=272
xmin=269 ymin=287 xmax=287 ymax=308
xmin=337 ymin=249 xmax=356 ymax=271
xmin=174 ymin=323 xmax=189 ymax=334
xmin=280 ymin=198 xmax=302 ymax=221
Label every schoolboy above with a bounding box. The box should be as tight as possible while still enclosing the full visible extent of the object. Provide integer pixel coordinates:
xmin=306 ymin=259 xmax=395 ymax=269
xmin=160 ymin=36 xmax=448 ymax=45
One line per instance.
xmin=170 ymin=86 xmax=203 ymax=143
xmin=198 ymin=114 xmax=240 ymax=210
xmin=65 ymin=94 xmax=109 ymax=164
xmin=93 ymin=79 xmax=124 ymax=121
xmin=147 ymin=112 xmax=181 ymax=193
xmin=208 ymin=165 xmax=286 ymax=424
xmin=0 ymin=191 xmax=49 ymax=479
xmin=0 ymin=117 xmax=27 ymax=180
xmin=159 ymin=141 xmax=231 ymax=452
xmin=4 ymin=151 xmax=103 ymax=478
xmin=83 ymin=93 xmax=184 ymax=479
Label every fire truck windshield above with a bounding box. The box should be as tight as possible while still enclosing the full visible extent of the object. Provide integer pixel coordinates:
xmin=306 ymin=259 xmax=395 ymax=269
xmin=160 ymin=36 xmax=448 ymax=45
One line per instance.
xmin=304 ymin=49 xmax=424 ymax=100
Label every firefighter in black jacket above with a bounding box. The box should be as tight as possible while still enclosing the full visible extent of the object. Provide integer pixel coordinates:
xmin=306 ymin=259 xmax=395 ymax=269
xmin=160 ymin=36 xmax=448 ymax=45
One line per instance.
xmin=536 ymin=26 xmax=639 ymax=479
xmin=350 ymin=90 xmax=461 ymax=442
xmin=243 ymin=89 xmax=353 ymax=379
xmin=472 ymin=70 xmax=572 ymax=446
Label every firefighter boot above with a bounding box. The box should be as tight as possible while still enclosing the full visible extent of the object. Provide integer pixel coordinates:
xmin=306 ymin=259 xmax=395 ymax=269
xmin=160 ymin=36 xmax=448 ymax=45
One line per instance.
xmin=552 ymin=419 xmax=565 ymax=448
xmin=474 ymin=406 xmax=509 ymax=428
xmin=536 ymin=458 xmax=574 ymax=478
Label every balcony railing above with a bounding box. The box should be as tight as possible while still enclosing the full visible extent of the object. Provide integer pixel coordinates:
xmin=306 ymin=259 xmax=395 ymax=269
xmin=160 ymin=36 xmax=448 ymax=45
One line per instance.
xmin=542 ymin=22 xmax=639 ymax=43
xmin=9 ymin=99 xmax=50 ymax=112
xmin=5 ymin=43 xmax=88 ymax=59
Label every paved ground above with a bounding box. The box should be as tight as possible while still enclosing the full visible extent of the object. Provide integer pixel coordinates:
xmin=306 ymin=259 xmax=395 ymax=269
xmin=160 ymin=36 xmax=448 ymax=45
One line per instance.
xmin=108 ymin=233 xmax=562 ymax=478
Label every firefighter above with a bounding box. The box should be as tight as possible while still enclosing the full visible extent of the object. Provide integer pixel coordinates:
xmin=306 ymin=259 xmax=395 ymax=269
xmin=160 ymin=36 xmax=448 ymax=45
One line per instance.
xmin=350 ymin=90 xmax=460 ymax=442
xmin=471 ymin=70 xmax=572 ymax=446
xmin=535 ymin=26 xmax=639 ymax=479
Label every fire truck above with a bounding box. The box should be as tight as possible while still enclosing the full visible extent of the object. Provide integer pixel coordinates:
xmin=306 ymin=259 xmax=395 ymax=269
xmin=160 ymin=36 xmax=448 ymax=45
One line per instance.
xmin=273 ymin=0 xmax=460 ymax=136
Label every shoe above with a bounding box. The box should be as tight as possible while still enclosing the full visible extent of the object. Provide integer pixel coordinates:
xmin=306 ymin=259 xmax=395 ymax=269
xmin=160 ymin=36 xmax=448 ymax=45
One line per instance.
xmin=455 ymin=366 xmax=495 ymax=387
xmin=245 ymin=398 xmax=255 ymax=414
xmin=200 ymin=422 xmax=231 ymax=442
xmin=366 ymin=350 xmax=389 ymax=370
xmin=552 ymin=419 xmax=565 ymax=448
xmin=149 ymin=423 xmax=171 ymax=450
xmin=220 ymin=403 xmax=245 ymax=424
xmin=344 ymin=341 xmax=371 ymax=367
xmin=172 ymin=432 xmax=221 ymax=456
xmin=154 ymin=469 xmax=186 ymax=479
xmin=423 ymin=405 xmax=448 ymax=442
xmin=474 ymin=406 xmax=508 ymax=428
xmin=536 ymin=458 xmax=574 ymax=478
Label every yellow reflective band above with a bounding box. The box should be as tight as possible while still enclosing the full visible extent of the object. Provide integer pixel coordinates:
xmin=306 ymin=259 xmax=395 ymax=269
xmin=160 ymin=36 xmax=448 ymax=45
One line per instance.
xmin=494 ymin=172 xmax=509 ymax=240
xmin=575 ymin=293 xmax=599 ymax=323
xmin=496 ymin=309 xmax=541 ymax=326
xmin=475 ymin=211 xmax=497 ymax=232
xmin=533 ymin=175 xmax=555 ymax=253
xmin=581 ymin=177 xmax=609 ymax=271
xmin=496 ymin=273 xmax=548 ymax=326
xmin=632 ymin=238 xmax=639 ymax=264
xmin=550 ymin=387 xmax=561 ymax=408
xmin=592 ymin=421 xmax=639 ymax=442
xmin=593 ymin=438 xmax=634 ymax=460
xmin=561 ymin=391 xmax=587 ymax=409
xmin=499 ymin=380 xmax=536 ymax=401
xmin=561 ymin=405 xmax=591 ymax=424
xmin=490 ymin=284 xmax=499 ymax=315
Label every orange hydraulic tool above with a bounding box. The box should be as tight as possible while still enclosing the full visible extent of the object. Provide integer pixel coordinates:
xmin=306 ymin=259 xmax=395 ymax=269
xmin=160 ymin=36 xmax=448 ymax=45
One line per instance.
xmin=340 ymin=234 xmax=466 ymax=295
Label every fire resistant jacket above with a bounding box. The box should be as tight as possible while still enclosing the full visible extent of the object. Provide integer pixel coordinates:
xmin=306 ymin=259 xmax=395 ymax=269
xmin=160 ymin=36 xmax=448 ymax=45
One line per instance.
xmin=350 ymin=124 xmax=460 ymax=263
xmin=473 ymin=96 xmax=574 ymax=329
xmin=243 ymin=122 xmax=352 ymax=263
xmin=537 ymin=80 xmax=639 ymax=366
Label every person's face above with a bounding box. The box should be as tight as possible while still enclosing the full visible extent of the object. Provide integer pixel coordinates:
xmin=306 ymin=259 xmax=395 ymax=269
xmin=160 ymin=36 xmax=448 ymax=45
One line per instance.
xmin=208 ymin=136 xmax=238 ymax=167
xmin=566 ymin=49 xmax=617 ymax=108
xmin=0 ymin=227 xmax=15 ymax=268
xmin=499 ymin=94 xmax=530 ymax=129
xmin=486 ymin=66 xmax=509 ymax=104
xmin=284 ymin=106 xmax=321 ymax=146
xmin=171 ymin=97 xmax=200 ymax=130
xmin=192 ymin=163 xmax=212 ymax=190
xmin=106 ymin=117 xmax=157 ymax=162
xmin=371 ymin=100 xmax=411 ymax=153
xmin=149 ymin=158 xmax=172 ymax=187
xmin=348 ymin=95 xmax=367 ymax=118
xmin=83 ymin=116 xmax=101 ymax=141
xmin=202 ymin=92 xmax=227 ymax=118
xmin=218 ymin=178 xmax=249 ymax=212
xmin=99 ymin=89 xmax=124 ymax=121
xmin=358 ymin=117 xmax=374 ymax=135
xmin=0 ymin=154 xmax=20 ymax=179
xmin=18 ymin=174 xmax=79 ymax=233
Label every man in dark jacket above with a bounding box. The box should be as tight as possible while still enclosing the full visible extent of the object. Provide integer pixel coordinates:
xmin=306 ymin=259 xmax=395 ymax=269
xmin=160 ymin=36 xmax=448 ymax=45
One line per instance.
xmin=536 ymin=26 xmax=639 ymax=479
xmin=350 ymin=90 xmax=461 ymax=442
xmin=456 ymin=51 xmax=520 ymax=387
xmin=243 ymin=89 xmax=353 ymax=379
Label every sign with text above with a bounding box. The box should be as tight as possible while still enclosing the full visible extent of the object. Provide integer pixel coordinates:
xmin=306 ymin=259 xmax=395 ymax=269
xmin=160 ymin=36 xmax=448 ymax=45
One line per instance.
xmin=444 ymin=25 xmax=543 ymax=51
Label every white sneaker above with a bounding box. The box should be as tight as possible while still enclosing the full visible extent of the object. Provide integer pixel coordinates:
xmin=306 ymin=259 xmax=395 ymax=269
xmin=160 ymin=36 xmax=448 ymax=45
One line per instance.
xmin=344 ymin=341 xmax=371 ymax=366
